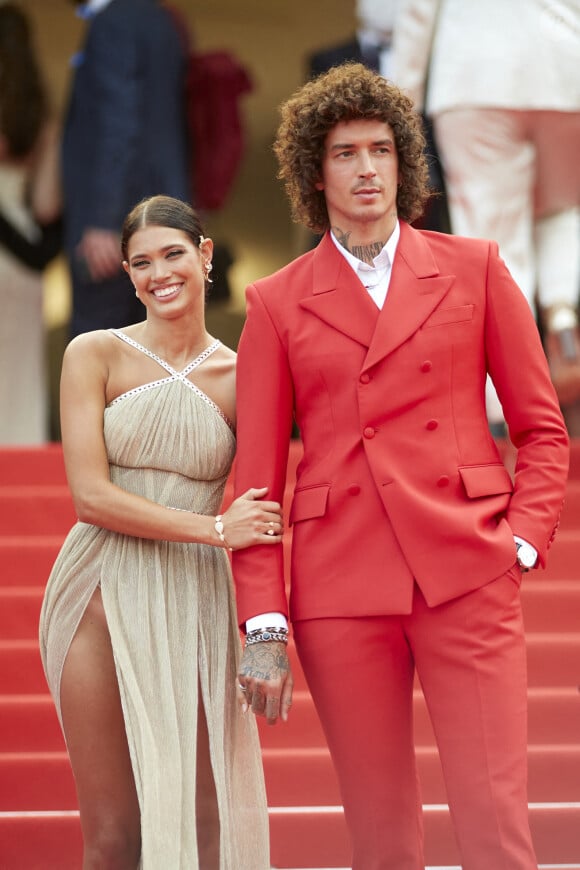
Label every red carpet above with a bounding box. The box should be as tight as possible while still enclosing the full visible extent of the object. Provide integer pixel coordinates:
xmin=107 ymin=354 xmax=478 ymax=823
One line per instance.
xmin=0 ymin=442 xmax=579 ymax=868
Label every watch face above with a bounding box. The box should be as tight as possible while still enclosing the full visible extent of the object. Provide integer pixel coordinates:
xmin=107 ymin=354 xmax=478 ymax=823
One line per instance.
xmin=518 ymin=547 xmax=535 ymax=568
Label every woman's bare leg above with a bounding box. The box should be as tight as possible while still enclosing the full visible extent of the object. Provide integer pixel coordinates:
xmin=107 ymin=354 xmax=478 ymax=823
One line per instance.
xmin=60 ymin=587 xmax=141 ymax=869
xmin=196 ymin=693 xmax=220 ymax=868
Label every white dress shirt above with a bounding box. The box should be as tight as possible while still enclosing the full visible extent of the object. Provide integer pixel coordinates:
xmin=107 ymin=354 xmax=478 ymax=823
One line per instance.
xmin=329 ymin=219 xmax=400 ymax=308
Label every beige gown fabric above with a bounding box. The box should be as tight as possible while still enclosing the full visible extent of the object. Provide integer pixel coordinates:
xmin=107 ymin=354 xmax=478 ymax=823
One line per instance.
xmin=39 ymin=330 xmax=270 ymax=869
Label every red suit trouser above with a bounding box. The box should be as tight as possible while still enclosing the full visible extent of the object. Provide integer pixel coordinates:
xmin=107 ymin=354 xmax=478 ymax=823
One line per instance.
xmin=293 ymin=568 xmax=538 ymax=870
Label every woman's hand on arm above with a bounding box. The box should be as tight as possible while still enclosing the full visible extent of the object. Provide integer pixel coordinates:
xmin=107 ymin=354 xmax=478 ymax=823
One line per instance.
xmin=218 ymin=488 xmax=283 ymax=550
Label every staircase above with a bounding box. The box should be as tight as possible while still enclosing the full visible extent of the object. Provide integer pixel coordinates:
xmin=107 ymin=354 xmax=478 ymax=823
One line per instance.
xmin=0 ymin=442 xmax=579 ymax=869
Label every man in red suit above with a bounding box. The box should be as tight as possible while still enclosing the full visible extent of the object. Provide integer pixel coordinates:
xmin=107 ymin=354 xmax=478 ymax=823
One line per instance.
xmin=231 ymin=63 xmax=569 ymax=869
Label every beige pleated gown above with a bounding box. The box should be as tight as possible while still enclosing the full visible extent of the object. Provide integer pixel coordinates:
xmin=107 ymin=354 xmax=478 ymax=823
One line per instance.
xmin=39 ymin=330 xmax=270 ymax=869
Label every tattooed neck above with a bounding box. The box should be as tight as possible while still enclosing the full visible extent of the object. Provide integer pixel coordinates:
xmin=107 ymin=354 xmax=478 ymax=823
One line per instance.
xmin=332 ymin=226 xmax=386 ymax=265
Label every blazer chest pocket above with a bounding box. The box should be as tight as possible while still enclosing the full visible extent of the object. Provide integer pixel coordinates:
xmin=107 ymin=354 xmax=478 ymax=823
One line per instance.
xmin=289 ymin=484 xmax=330 ymax=526
xmin=424 ymin=304 xmax=474 ymax=329
xmin=459 ymin=463 xmax=513 ymax=498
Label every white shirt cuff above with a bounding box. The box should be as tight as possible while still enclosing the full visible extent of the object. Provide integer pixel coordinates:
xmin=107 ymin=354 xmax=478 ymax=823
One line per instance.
xmin=246 ymin=612 xmax=288 ymax=633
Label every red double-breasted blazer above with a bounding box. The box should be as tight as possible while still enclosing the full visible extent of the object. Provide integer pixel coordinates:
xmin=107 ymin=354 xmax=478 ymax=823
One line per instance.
xmin=232 ymin=222 xmax=569 ymax=624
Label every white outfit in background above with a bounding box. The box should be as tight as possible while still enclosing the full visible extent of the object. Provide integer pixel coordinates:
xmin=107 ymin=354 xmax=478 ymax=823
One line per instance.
xmin=392 ymin=0 xmax=580 ymax=314
xmin=0 ymin=164 xmax=48 ymax=444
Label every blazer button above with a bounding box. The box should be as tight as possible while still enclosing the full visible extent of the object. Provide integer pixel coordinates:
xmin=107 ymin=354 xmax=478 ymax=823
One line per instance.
xmin=360 ymin=372 xmax=371 ymax=384
xmin=420 ymin=360 xmax=432 ymax=372
xmin=363 ymin=426 xmax=376 ymax=439
xmin=347 ymin=484 xmax=361 ymax=496
xmin=436 ymin=475 xmax=450 ymax=487
xmin=426 ymin=419 xmax=438 ymax=430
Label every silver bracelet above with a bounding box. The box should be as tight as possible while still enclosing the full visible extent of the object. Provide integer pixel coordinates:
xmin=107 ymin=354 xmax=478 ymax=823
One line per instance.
xmin=246 ymin=627 xmax=289 ymax=645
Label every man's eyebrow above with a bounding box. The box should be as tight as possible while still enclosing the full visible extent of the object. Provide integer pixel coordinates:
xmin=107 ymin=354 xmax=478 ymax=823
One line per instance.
xmin=329 ymin=137 xmax=394 ymax=151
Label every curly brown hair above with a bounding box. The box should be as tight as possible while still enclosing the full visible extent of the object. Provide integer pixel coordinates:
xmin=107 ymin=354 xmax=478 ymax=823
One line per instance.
xmin=273 ymin=62 xmax=430 ymax=233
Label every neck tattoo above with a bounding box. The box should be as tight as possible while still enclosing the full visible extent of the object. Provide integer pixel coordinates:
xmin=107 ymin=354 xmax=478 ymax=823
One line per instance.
xmin=332 ymin=226 xmax=385 ymax=266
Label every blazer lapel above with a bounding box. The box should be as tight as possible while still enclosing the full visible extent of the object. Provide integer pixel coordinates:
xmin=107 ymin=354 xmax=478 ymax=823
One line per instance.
xmin=299 ymin=233 xmax=378 ymax=348
xmin=363 ymin=223 xmax=456 ymax=372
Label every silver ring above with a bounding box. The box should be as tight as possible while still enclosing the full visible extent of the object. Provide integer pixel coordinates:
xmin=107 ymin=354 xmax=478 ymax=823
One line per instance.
xmin=268 ymin=521 xmax=275 ymax=527
xmin=267 ymin=528 xmax=275 ymax=536
xmin=238 ymin=683 xmax=247 ymax=692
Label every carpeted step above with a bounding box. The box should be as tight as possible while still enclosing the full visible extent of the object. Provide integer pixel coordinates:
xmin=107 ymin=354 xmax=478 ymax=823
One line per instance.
xmin=0 ymin=538 xmax=63 ymax=588
xmin=0 ymin=804 xmax=577 ymax=869
xmin=0 ymin=696 xmax=64 ymax=753
xmin=267 ymin=804 xmax=580 ymax=867
xmin=1 ymin=631 xmax=578 ymax=697
xmin=2 ymin=742 xmax=578 ymax=812
xmin=0 ymin=642 xmax=48 ymax=694
xmin=3 ymin=578 xmax=580 ymax=638
xmin=0 ymin=632 xmax=578 ymax=699
xmin=558 ymin=481 xmax=580 ymax=528
xmin=0 ymin=587 xmax=46 ymax=639
xmin=2 ymin=685 xmax=578 ymax=755
xmin=0 ymin=813 xmax=82 ymax=870
xmin=0 ymin=487 xmax=76 ymax=537
xmin=524 ymin=633 xmax=580 ymax=686
xmin=0 ymin=445 xmax=67 ymax=487
xmin=0 ymin=753 xmax=77 ymax=810
xmin=262 ymin=745 xmax=580 ymax=806
xmin=541 ymin=530 xmax=580 ymax=580
xmin=258 ymin=686 xmax=580 ymax=750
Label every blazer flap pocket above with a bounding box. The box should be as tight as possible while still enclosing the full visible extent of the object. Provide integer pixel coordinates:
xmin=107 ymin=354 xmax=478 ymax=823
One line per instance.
xmin=424 ymin=304 xmax=474 ymax=328
xmin=459 ymin=464 xmax=513 ymax=498
xmin=289 ymin=484 xmax=330 ymax=525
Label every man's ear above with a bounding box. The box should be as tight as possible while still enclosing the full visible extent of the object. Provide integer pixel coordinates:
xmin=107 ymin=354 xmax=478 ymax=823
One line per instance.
xmin=122 ymin=260 xmax=130 ymax=275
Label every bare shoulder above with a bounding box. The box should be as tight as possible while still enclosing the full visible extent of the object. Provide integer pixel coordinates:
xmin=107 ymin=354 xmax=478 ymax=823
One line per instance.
xmin=62 ymin=330 xmax=124 ymax=384
xmin=64 ymin=329 xmax=116 ymax=361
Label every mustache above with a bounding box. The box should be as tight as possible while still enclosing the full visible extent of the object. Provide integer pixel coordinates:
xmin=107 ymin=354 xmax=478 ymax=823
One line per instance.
xmin=352 ymin=183 xmax=383 ymax=193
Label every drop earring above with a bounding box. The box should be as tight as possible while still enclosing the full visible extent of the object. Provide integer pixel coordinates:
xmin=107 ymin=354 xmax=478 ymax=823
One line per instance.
xmin=199 ymin=235 xmax=213 ymax=283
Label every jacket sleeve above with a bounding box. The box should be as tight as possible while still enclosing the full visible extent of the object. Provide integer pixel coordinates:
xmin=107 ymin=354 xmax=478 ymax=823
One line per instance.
xmin=231 ymin=283 xmax=295 ymax=625
xmin=484 ymin=242 xmax=569 ymax=565
xmin=80 ymin=11 xmax=141 ymax=229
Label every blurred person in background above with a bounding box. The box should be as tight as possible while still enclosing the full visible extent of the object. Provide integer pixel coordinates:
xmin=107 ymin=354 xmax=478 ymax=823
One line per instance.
xmin=392 ymin=0 xmax=580 ymax=434
xmin=0 ymin=1 xmax=62 ymax=444
xmin=62 ymin=0 xmax=190 ymax=337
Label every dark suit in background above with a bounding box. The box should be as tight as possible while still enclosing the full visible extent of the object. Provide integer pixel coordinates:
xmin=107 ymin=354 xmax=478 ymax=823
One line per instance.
xmin=63 ymin=0 xmax=190 ymax=336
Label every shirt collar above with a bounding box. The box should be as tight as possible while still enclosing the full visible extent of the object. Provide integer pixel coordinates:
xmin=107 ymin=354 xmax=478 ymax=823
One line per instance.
xmin=76 ymin=0 xmax=115 ymax=19
xmin=330 ymin=220 xmax=400 ymax=273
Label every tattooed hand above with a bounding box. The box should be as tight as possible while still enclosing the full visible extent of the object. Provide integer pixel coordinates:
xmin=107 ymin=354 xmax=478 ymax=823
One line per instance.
xmin=238 ymin=641 xmax=293 ymax=725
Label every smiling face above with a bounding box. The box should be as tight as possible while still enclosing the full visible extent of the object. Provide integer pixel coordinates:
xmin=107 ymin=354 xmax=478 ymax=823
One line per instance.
xmin=315 ymin=118 xmax=400 ymax=240
xmin=123 ymin=225 xmax=212 ymax=318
